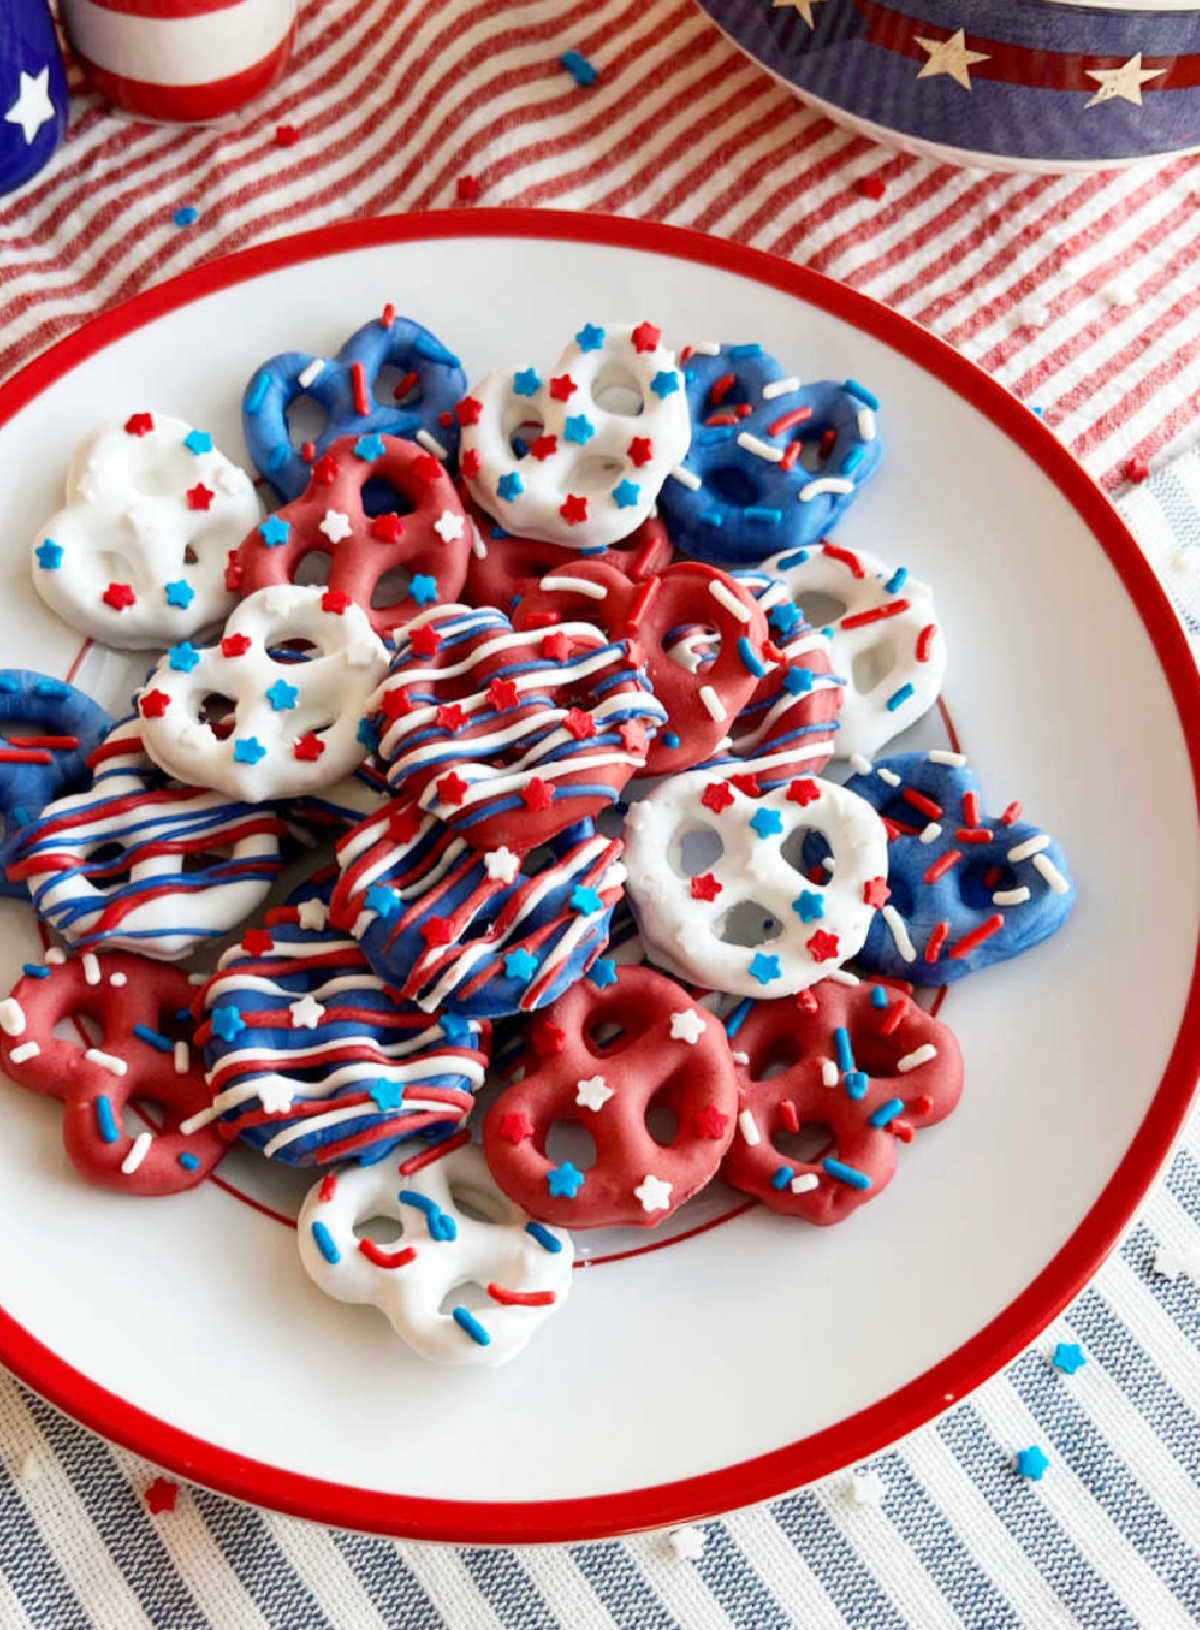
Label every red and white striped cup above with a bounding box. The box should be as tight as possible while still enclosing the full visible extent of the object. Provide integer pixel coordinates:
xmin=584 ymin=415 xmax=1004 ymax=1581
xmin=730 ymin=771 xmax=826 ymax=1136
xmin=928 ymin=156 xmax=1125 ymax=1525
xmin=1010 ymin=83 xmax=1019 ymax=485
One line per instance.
xmin=60 ymin=0 xmax=296 ymax=123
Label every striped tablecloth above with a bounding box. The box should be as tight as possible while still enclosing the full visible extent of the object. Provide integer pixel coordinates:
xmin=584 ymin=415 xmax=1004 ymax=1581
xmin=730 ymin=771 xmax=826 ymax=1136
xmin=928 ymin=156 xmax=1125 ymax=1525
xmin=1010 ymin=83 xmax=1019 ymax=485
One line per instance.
xmin=1 ymin=3 xmax=1198 ymax=1626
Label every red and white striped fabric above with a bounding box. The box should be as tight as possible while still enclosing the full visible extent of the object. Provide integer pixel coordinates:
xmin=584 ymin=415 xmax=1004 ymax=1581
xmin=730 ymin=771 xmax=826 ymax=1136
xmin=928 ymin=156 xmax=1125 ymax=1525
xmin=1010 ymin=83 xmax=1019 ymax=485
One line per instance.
xmin=2 ymin=0 xmax=1198 ymax=491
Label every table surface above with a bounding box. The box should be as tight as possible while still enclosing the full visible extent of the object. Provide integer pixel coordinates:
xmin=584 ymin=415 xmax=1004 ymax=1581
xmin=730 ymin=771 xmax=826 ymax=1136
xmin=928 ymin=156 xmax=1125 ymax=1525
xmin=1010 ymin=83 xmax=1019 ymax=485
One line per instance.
xmin=0 ymin=2 xmax=1198 ymax=1627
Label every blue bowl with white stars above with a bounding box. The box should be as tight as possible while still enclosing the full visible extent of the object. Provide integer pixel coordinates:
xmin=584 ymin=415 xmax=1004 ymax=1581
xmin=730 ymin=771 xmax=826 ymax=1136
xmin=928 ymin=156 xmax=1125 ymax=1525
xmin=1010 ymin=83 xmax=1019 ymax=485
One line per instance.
xmin=694 ymin=0 xmax=1200 ymax=171
xmin=1 ymin=0 xmax=68 ymax=197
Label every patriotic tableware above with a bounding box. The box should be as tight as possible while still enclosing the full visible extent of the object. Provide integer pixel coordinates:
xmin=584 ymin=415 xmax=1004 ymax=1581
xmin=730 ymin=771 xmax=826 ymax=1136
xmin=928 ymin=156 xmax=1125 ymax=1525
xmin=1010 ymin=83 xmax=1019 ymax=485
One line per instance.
xmin=695 ymin=0 xmax=1200 ymax=171
xmin=0 ymin=0 xmax=68 ymax=196
xmin=0 ymin=213 xmax=1194 ymax=1544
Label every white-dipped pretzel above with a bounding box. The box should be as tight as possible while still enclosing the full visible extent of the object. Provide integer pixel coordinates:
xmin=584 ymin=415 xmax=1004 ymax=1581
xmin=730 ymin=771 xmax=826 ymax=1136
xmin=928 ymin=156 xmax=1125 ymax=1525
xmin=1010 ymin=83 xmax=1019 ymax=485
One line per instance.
xmin=762 ymin=542 xmax=945 ymax=759
xmin=297 ymin=1139 xmax=573 ymax=1366
xmin=33 ymin=413 xmax=259 ymax=649
xmin=458 ymin=322 xmax=690 ymax=550
xmin=624 ymin=769 xmax=889 ymax=998
xmin=136 ymin=585 xmax=388 ymax=803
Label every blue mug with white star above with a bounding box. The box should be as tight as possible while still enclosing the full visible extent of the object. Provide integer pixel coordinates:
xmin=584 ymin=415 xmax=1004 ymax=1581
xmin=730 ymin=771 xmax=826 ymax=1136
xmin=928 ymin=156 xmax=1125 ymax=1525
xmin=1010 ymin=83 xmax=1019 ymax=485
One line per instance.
xmin=1 ymin=0 xmax=68 ymax=196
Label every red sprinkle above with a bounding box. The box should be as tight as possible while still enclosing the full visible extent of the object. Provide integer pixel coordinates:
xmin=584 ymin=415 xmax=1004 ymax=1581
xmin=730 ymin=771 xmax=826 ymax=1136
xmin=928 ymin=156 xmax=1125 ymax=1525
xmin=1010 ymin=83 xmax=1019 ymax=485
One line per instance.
xmin=767 ymin=404 xmax=813 ymax=438
xmin=487 ymin=1284 xmax=556 ymax=1307
xmin=1000 ymin=801 xmax=1023 ymax=826
xmin=318 ymin=1171 xmax=338 ymax=1202
xmin=708 ymin=371 xmax=737 ymax=407
xmin=924 ymin=921 xmax=950 ymax=963
xmin=1123 ymin=455 xmax=1150 ymax=485
xmin=915 ymin=623 xmax=937 ymax=662
xmin=983 ymin=865 xmax=1004 ymax=889
xmin=397 ymin=1128 xmax=471 ymax=1174
xmin=821 ymin=543 xmax=865 ymax=578
xmin=949 ymin=914 xmax=1005 ymax=960
xmin=963 ymin=790 xmax=981 ymax=827
xmin=819 ymin=428 xmax=837 ymax=459
xmin=274 ymin=123 xmax=300 ymax=147
xmin=381 ymin=303 xmax=396 ymax=327
xmin=351 ymin=360 xmax=370 ymax=417
xmin=902 ymin=788 xmax=942 ymax=820
xmin=393 ymin=371 xmax=419 ymax=402
xmin=840 ymin=599 xmax=911 ymax=631
xmin=780 ymin=441 xmax=803 ymax=472
xmin=795 ymin=989 xmax=819 ymax=1014
xmin=456 ymin=175 xmax=481 ymax=202
xmin=780 ymin=1099 xmax=800 ymax=1134
xmin=357 ymin=1240 xmax=417 ymax=1270
xmin=704 ymin=412 xmax=741 ymax=428
xmin=855 ymin=175 xmax=886 ymax=201
xmin=879 ymin=996 xmax=908 ymax=1036
xmin=891 ymin=1119 xmax=914 ymax=1143
xmin=923 ymin=849 xmax=962 ymax=884
xmin=955 ymin=827 xmax=994 ymax=844
xmin=300 ymin=440 xmax=316 ymax=463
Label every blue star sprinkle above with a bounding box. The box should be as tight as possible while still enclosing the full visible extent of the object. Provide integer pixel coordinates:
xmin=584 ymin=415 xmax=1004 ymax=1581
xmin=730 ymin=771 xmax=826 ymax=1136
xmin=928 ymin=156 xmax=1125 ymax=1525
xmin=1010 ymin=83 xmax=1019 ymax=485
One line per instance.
xmin=369 ymin=1079 xmax=406 ymax=1112
xmin=35 ymin=539 xmax=62 ymax=570
xmin=547 ymin=1161 xmax=586 ymax=1198
xmin=612 ymin=479 xmax=640 ymax=509
xmin=513 ymin=368 xmax=541 ymax=397
xmin=783 ymin=666 xmax=814 ymax=695
xmin=357 ymin=716 xmax=381 ymax=751
xmin=570 ymin=885 xmax=603 ymax=916
xmin=210 ymin=1006 xmax=245 ymax=1043
xmin=505 ymin=948 xmax=539 ymax=982
xmin=497 ymin=472 xmax=524 ymax=501
xmin=588 ymin=958 xmax=617 ymax=989
xmin=183 ymin=429 xmax=212 ymax=455
xmin=651 ymin=370 xmax=680 ymax=399
xmin=749 ymin=952 xmax=782 ymax=985
xmin=266 ymin=678 xmax=299 ymax=712
xmin=1015 ymin=1446 xmax=1049 ymax=1481
xmin=173 ymin=205 xmax=199 ymax=227
xmin=354 ymin=432 xmax=386 ymax=461
xmin=233 ymin=737 xmax=266 ymax=764
xmin=1052 ymin=1343 xmax=1087 ymax=1376
xmin=260 ymin=515 xmax=290 ymax=547
xmin=409 ymin=573 xmax=438 ymax=607
xmin=440 ymin=1014 xmax=474 ymax=1045
xmin=164 ymin=579 xmax=195 ymax=609
xmin=749 ymin=808 xmax=783 ymax=839
xmin=564 ymin=413 xmax=595 ymax=445
xmin=769 ymin=602 xmax=802 ymax=636
xmin=168 ymin=641 xmax=200 ymax=673
xmin=575 ymin=324 xmax=605 ymax=352
xmin=365 ymin=883 xmax=400 ymax=918
xmin=792 ymin=890 xmax=825 ymax=922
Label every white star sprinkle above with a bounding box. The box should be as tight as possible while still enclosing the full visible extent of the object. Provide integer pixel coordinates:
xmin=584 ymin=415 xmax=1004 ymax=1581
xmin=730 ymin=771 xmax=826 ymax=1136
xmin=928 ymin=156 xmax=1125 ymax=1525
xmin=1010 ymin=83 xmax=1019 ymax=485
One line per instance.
xmin=1085 ymin=53 xmax=1165 ymax=109
xmin=319 ymin=508 xmax=352 ymax=543
xmin=297 ymin=898 xmax=328 ymax=931
xmin=258 ymin=1079 xmax=294 ymax=1114
xmin=484 ymin=846 xmax=521 ymax=883
xmin=665 ymin=1525 xmax=705 ymax=1561
xmin=668 ymin=1008 xmax=706 ymax=1045
xmin=850 ymin=1468 xmax=885 ymax=1507
xmin=575 ymin=1074 xmax=614 ymax=1111
xmin=914 ymin=29 xmax=990 ymax=90
xmin=5 ymin=67 xmax=55 ymax=145
xmin=769 ymin=0 xmax=826 ymax=26
xmin=289 ymin=995 xmax=326 ymax=1029
xmin=634 ymin=1173 xmax=672 ymax=1213
xmin=433 ymin=509 xmax=465 ymax=543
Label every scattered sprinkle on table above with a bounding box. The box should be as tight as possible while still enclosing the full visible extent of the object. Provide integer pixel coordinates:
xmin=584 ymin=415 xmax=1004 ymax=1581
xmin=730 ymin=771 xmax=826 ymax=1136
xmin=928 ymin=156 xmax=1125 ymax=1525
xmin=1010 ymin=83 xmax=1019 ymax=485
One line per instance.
xmin=850 ymin=1467 xmax=885 ymax=1506
xmin=144 ymin=1476 xmax=179 ymax=1514
xmin=560 ymin=49 xmax=598 ymax=86
xmin=173 ymin=206 xmax=198 ymax=228
xmin=456 ymin=175 xmax=481 ymax=202
xmin=275 ymin=124 xmax=300 ymax=147
xmin=1015 ymin=1446 xmax=1050 ymax=1481
xmin=1052 ymin=1341 xmax=1087 ymax=1375
xmin=665 ymin=1525 xmax=705 ymax=1561
xmin=855 ymin=175 xmax=886 ymax=201
xmin=1123 ymin=455 xmax=1151 ymax=484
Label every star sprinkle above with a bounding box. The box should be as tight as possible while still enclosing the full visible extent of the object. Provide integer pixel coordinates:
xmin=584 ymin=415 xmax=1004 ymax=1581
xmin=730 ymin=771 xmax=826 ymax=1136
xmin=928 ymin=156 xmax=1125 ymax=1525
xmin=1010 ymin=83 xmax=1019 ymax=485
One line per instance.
xmin=694 ymin=1105 xmax=729 ymax=1139
xmin=259 ymin=514 xmax=290 ymax=547
xmin=548 ymin=374 xmax=577 ymax=402
xmin=186 ymin=482 xmax=214 ymax=511
xmin=102 ymin=582 xmax=135 ymax=611
xmin=570 ymin=885 xmax=603 ymax=916
xmin=564 ymin=414 xmax=595 ymax=445
xmin=576 ymin=1075 xmax=614 ymax=1111
xmin=434 ymin=509 xmax=465 ymax=543
xmin=498 ymin=1109 xmax=534 ymax=1144
xmin=612 ymin=479 xmax=640 ymax=509
xmin=437 ymin=771 xmax=469 ymax=805
xmin=124 ymin=413 xmax=154 ymax=437
xmin=806 ymin=929 xmax=840 ymax=962
xmin=749 ymin=952 xmax=782 ymax=985
xmin=143 ymin=1477 xmax=179 ymax=1515
xmin=222 ymin=632 xmax=252 ymax=657
xmin=319 ymin=509 xmax=352 ymax=544
xmin=372 ymin=512 xmax=405 ymax=543
xmin=412 ymin=454 xmax=442 ymax=485
xmin=1015 ymin=1446 xmax=1049 ymax=1481
xmin=421 ymin=917 xmax=452 ymax=946
xmin=631 ymin=322 xmax=662 ymax=353
xmin=1085 ymin=52 xmax=1165 ymax=109
xmin=387 ymin=805 xmax=423 ymax=843
xmin=691 ymin=873 xmax=722 ymax=902
xmin=408 ymin=572 xmax=438 ymax=607
xmin=139 ymin=689 xmax=171 ymax=718
xmin=365 ymin=883 xmax=400 ymax=917
xmin=543 ymin=630 xmax=573 ymax=661
xmin=530 ymin=435 xmax=557 ymax=461
xmin=665 ymin=1525 xmax=705 ymax=1562
xmin=489 ymin=677 xmax=521 ymax=710
xmin=183 ymin=429 xmax=212 ymax=455
xmin=369 ymin=1079 xmax=405 ymax=1112
xmin=168 ymin=642 xmax=200 ymax=672
xmin=559 ymin=494 xmax=588 ymax=525
xmin=210 ymin=1006 xmax=245 ymax=1043
xmin=701 ymin=781 xmax=735 ymax=814
xmin=289 ymin=995 xmax=325 ymax=1029
xmin=589 ymin=957 xmax=617 ymax=988
xmin=354 ymin=433 xmax=386 ymax=461
xmin=1052 ymin=1343 xmax=1087 ymax=1376
xmin=618 ymin=719 xmax=649 ymax=754
xmin=532 ymin=1018 xmax=567 ymax=1055
xmin=436 ymin=703 xmax=467 ymax=731
xmin=35 ymin=539 xmax=62 ymax=569
xmin=312 ymin=453 xmax=339 ymax=484
xmin=234 ymin=737 xmax=266 ymax=765
xmin=504 ymin=948 xmax=539 ymax=982
xmin=627 ymin=436 xmax=653 ymax=467
xmin=850 ymin=1468 xmax=885 ymax=1507
xmin=783 ymin=666 xmax=814 ymax=695
xmin=563 ymin=707 xmax=595 ymax=740
xmin=266 ymin=678 xmax=299 ymax=711
xmin=497 ymin=472 xmax=524 ymax=501
xmin=634 ymin=1173 xmax=672 ymax=1212
xmin=409 ymin=624 xmax=441 ymax=657
xmin=914 ymin=28 xmax=990 ymax=90
xmin=787 ymin=779 xmax=821 ymax=806
xmin=548 ymin=1161 xmax=586 ymax=1198
xmin=669 ymin=1009 xmax=706 ymax=1045
xmin=513 ymin=368 xmax=541 ymax=397
xmin=164 ymin=579 xmax=195 ymax=608
xmin=440 ymin=1014 xmax=474 ymax=1045
xmin=294 ymin=732 xmax=325 ymax=762
xmin=455 ymin=396 xmax=483 ymax=426
xmin=523 ymin=777 xmax=554 ymax=812
xmin=575 ymin=323 xmax=605 ymax=351
xmin=792 ymin=890 xmax=825 ymax=922
xmin=651 ymin=370 xmax=680 ymax=399
xmin=750 ymin=808 xmax=783 ymax=839
xmin=297 ymin=898 xmax=327 ymax=930
xmin=770 ymin=601 xmax=802 ymax=636
xmin=484 ymin=846 xmax=521 ymax=884
xmin=863 ymin=877 xmax=891 ymax=908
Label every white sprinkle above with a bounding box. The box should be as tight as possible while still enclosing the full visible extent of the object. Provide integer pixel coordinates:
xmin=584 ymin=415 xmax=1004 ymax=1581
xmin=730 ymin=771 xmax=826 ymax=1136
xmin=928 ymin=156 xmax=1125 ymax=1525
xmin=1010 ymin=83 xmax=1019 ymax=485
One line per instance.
xmin=0 ymin=999 xmax=26 ymax=1037
xmin=761 ymin=376 xmax=801 ymax=401
xmin=738 ymin=1109 xmax=761 ymax=1146
xmin=731 ymin=1049 xmax=749 ymax=1065
xmin=877 ymin=768 xmax=902 ymax=788
xmin=856 ymin=407 xmax=877 ymax=442
xmin=472 ymin=529 xmax=487 ymax=560
xmin=1018 ymin=298 xmax=1049 ymax=330
xmin=826 ymin=968 xmax=859 ymax=985
xmin=897 ymin=1043 xmax=936 ymax=1073
xmin=1099 ymin=278 xmax=1135 ymax=309
xmin=82 ymin=953 xmax=101 ymax=986
xmin=109 ymin=972 xmax=127 ymax=988
xmin=919 ymin=822 xmax=942 ymax=844
xmin=174 ymin=1041 xmax=189 ymax=1075
xmin=851 ymin=1468 xmax=885 ymax=1507
xmin=822 ymin=856 xmax=837 ymax=873
xmin=737 ymin=431 xmax=783 ymax=464
xmin=798 ymin=477 xmax=854 ymax=502
xmin=541 ymin=573 xmax=607 ymax=599
xmin=699 ymin=685 xmax=728 ymax=723
xmin=121 ymin=1132 xmax=153 ymax=1176
xmin=352 ymin=911 xmax=372 ymax=939
xmin=297 ymin=358 xmax=324 ymax=388
xmin=691 ymin=341 xmax=721 ymax=357
xmin=666 ymin=1525 xmax=706 ymax=1562
xmin=707 ymin=579 xmax=752 ymax=622
xmin=417 ymin=428 xmax=449 ymax=461
xmin=44 ymin=948 xmax=66 ymax=966
xmin=882 ymin=905 xmax=917 ymax=962
xmin=84 ymin=1047 xmax=127 ymax=1077
xmin=849 ymin=754 xmax=873 ymax=775
xmin=790 ymin=1172 xmax=819 ymax=1194
xmin=670 ymin=465 xmax=701 ymax=491
xmin=1033 ymin=853 xmax=1070 ymax=894
xmin=1007 ymin=833 xmax=1050 ymax=863
xmin=9 ymin=1042 xmax=39 ymax=1064
xmin=928 ymin=750 xmax=966 ymax=767
xmin=821 ymin=1058 xmax=839 ymax=1088
xmin=993 ymin=886 xmax=1031 ymax=906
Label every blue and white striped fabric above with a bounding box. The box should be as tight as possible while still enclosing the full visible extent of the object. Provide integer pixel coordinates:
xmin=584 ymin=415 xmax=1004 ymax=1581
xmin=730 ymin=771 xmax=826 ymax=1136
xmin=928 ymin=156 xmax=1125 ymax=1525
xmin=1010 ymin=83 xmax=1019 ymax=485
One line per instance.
xmin=0 ymin=477 xmax=1197 ymax=1630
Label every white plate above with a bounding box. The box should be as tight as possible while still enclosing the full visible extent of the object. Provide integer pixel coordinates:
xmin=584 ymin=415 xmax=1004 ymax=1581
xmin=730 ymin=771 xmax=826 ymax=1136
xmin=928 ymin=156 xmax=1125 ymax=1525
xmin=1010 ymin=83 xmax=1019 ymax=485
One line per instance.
xmin=0 ymin=212 xmax=1196 ymax=1543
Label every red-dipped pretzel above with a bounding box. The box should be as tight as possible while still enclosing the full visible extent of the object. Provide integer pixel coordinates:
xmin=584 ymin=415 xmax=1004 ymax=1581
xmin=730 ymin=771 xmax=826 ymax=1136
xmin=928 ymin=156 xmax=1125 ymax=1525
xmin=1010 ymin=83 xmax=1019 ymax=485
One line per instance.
xmin=0 ymin=951 xmax=226 ymax=1195
xmin=721 ymin=977 xmax=963 ymax=1225
xmin=233 ymin=433 xmax=472 ymax=637
xmin=483 ymin=964 xmax=738 ymax=1228
xmin=514 ymin=559 xmax=772 ymax=776
xmin=463 ymin=494 xmax=671 ymax=614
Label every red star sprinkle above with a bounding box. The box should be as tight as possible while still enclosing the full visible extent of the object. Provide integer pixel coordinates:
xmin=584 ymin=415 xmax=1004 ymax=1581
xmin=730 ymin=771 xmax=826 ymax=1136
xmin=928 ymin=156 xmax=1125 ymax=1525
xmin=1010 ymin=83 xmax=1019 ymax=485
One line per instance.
xmin=437 ymin=770 xmax=469 ymax=805
xmin=436 ymin=703 xmax=467 ymax=731
xmin=863 ymin=877 xmax=891 ymax=908
xmin=542 ymin=630 xmax=573 ymax=661
xmin=854 ymin=175 xmax=886 ymax=201
xmin=730 ymin=773 xmax=761 ymax=798
xmin=144 ymin=1477 xmax=178 ymax=1515
xmin=626 ymin=637 xmax=645 ymax=669
xmin=691 ymin=872 xmax=722 ymax=902
xmin=300 ymin=441 xmax=316 ymax=463
xmin=530 ymin=434 xmax=558 ymax=461
xmin=787 ymin=778 xmax=821 ymax=807
xmin=559 ymin=494 xmax=588 ymax=525
xmin=498 ymin=1109 xmax=534 ymax=1144
xmin=531 ymin=1019 xmax=566 ymax=1055
xmin=563 ymin=707 xmax=595 ymax=740
xmin=421 ymin=917 xmax=451 ymax=946
xmin=806 ymin=929 xmax=841 ymax=962
xmin=694 ymin=1105 xmax=729 ymax=1139
xmin=522 ymin=777 xmax=554 ymax=811
xmin=221 ymin=633 xmax=252 ymax=657
xmin=372 ymin=512 xmax=405 ymax=543
xmin=456 ymin=175 xmax=481 ymax=202
xmin=488 ymin=677 xmax=520 ymax=710
xmin=380 ymin=688 xmax=412 ymax=719
xmin=313 ymin=453 xmax=339 ymax=484
xmin=322 ymin=589 xmax=351 ymax=614
xmin=387 ymin=804 xmax=423 ymax=842
xmin=139 ymin=689 xmax=171 ymax=718
xmin=186 ymin=482 xmax=214 ymax=511
xmin=701 ymin=780 xmax=735 ymax=814
xmin=460 ymin=448 xmax=481 ymax=479
xmin=439 ymin=411 xmax=453 ymax=427
xmin=619 ymin=719 xmax=649 ymax=754
xmin=911 ymin=1094 xmax=934 ymax=1116
xmin=102 ymin=582 xmax=135 ymax=611
xmin=627 ymin=436 xmax=654 ymax=467
xmin=455 ymin=396 xmax=482 ymax=426
xmin=548 ymin=374 xmax=577 ymax=402
xmin=224 ymin=552 xmax=244 ymax=591
xmin=275 ymin=123 xmax=300 ymax=147
xmin=413 ymin=453 xmax=442 ymax=484
xmin=631 ymin=322 xmax=661 ymax=353
xmin=795 ymin=988 xmax=819 ymax=1014
xmin=1123 ymin=455 xmax=1150 ymax=485
xmin=294 ymin=732 xmax=325 ymax=761
xmin=410 ymin=625 xmax=441 ymax=657
xmin=124 ymin=413 xmax=154 ymax=437
xmin=241 ymin=929 xmax=273 ymax=956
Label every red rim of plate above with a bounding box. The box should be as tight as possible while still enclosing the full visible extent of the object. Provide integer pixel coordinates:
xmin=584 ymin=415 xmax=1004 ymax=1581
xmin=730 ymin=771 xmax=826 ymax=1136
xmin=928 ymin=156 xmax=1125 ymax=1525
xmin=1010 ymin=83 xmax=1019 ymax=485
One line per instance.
xmin=0 ymin=209 xmax=1197 ymax=1545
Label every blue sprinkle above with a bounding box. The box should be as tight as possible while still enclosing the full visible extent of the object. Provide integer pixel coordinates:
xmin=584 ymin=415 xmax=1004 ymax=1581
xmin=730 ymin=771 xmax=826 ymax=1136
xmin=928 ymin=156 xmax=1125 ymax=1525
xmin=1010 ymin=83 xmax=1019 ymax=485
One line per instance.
xmin=696 ymin=426 xmax=736 ymax=446
xmin=173 ymin=205 xmax=199 ymax=227
xmin=883 ymin=567 xmax=908 ymax=595
xmin=844 ymin=1070 xmax=869 ymax=1101
xmin=737 ymin=635 xmax=767 ymax=677
xmin=133 ymin=1024 xmax=173 ymax=1054
xmin=771 ymin=1164 xmax=795 ymax=1191
xmin=453 ymin=1306 xmax=492 ymax=1345
xmin=823 ymin=1156 xmax=872 ymax=1190
xmin=589 ymin=958 xmax=617 ymax=989
xmin=724 ymin=998 xmax=753 ymax=1039
xmin=246 ymin=372 xmax=270 ymax=412
xmin=662 ymin=730 xmax=680 ymax=749
xmin=834 ymin=1026 xmax=854 ymax=1073
xmin=870 ymin=985 xmax=889 ymax=1009
xmin=177 ymin=1152 xmax=200 ymax=1171
xmin=511 ymin=435 xmax=529 ymax=459
xmin=841 ymin=445 xmax=865 ymax=476
xmin=869 ymin=1097 xmax=905 ymax=1128
xmin=398 ymin=1189 xmax=457 ymax=1241
xmin=95 ymin=1096 xmax=120 ymax=1146
xmin=560 ymin=49 xmax=598 ymax=86
xmin=699 ymin=510 xmax=723 ymax=528
xmin=33 ymin=679 xmax=67 ymax=700
xmin=730 ymin=343 xmax=764 ymax=359
xmin=744 ymin=507 xmax=783 ymax=525
xmin=1032 ymin=405 xmax=1045 ymax=418
xmin=776 ymin=548 xmax=810 ymax=569
xmin=22 ymin=964 xmax=50 ymax=979
xmin=311 ymin=1220 xmax=340 ymax=1263
xmin=843 ymin=378 xmax=879 ymax=409
xmin=525 ymin=1220 xmax=563 ymax=1254
xmin=885 ymin=682 xmax=915 ymax=713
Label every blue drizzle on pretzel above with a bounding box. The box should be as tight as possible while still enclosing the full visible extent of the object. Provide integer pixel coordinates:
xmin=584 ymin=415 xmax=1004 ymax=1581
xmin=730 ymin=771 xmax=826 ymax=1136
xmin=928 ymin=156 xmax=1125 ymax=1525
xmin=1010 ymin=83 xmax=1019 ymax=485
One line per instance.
xmin=844 ymin=751 xmax=1076 ymax=984
xmin=0 ymin=672 xmax=112 ymax=899
xmin=242 ymin=312 xmax=467 ymax=501
xmin=659 ymin=343 xmax=883 ymax=567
